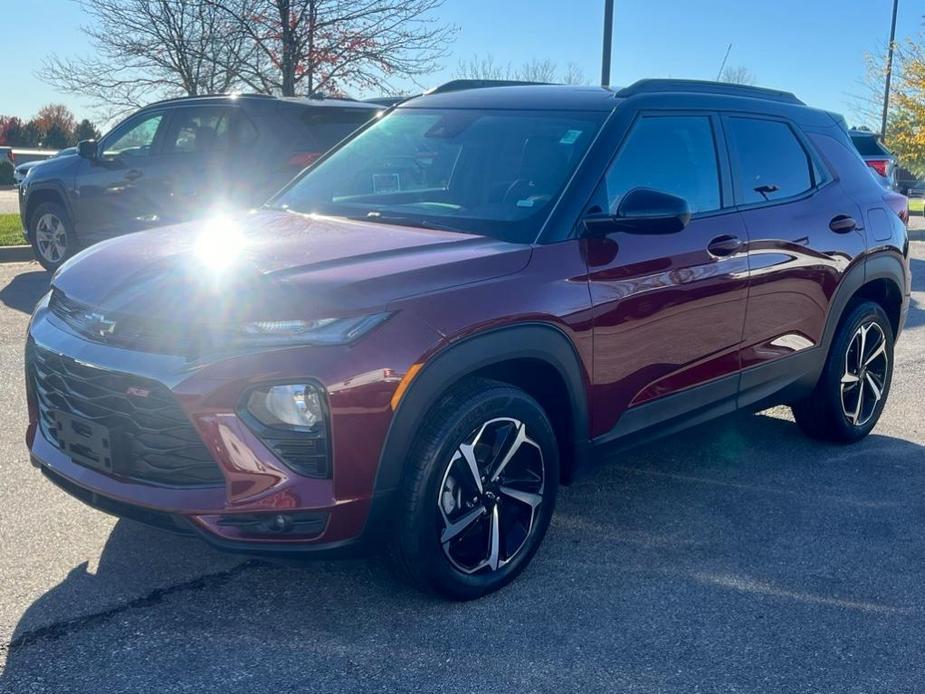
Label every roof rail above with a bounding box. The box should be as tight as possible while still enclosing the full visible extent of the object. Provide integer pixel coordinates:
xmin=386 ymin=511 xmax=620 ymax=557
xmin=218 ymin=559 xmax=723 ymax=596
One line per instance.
xmin=426 ymin=79 xmax=551 ymax=95
xmin=141 ymin=93 xmax=278 ymax=109
xmin=616 ymin=79 xmax=804 ymax=105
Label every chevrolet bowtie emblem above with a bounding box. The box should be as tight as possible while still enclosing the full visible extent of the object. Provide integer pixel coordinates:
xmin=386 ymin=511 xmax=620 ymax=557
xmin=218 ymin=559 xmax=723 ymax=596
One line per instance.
xmin=85 ymin=312 xmax=117 ymax=337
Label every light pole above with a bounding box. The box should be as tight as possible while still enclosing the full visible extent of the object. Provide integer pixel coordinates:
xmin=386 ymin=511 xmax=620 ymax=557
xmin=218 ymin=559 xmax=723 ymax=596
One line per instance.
xmin=881 ymin=0 xmax=899 ymax=137
xmin=601 ymin=0 xmax=614 ymax=86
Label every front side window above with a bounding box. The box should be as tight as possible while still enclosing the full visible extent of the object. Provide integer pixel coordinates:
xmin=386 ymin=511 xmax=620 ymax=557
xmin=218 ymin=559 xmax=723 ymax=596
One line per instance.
xmin=726 ymin=117 xmax=813 ymax=204
xmin=102 ymin=113 xmax=164 ymax=158
xmin=274 ymin=108 xmax=606 ymax=243
xmin=603 ymin=115 xmax=721 ymax=215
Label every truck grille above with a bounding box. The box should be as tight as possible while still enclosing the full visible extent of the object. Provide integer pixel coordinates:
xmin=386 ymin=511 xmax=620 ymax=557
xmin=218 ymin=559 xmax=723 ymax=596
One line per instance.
xmin=28 ymin=342 xmax=223 ymax=487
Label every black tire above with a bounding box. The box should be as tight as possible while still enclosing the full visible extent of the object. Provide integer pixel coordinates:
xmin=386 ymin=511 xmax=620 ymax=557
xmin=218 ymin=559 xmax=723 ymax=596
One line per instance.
xmin=792 ymin=300 xmax=894 ymax=443
xmin=390 ymin=377 xmax=559 ymax=600
xmin=29 ymin=201 xmax=76 ymax=272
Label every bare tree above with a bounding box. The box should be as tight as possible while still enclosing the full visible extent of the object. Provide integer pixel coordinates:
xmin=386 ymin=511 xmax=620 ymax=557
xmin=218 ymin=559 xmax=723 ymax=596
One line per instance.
xmin=39 ymin=0 xmax=249 ymax=120
xmin=206 ymin=0 xmax=457 ymax=96
xmin=719 ymin=65 xmax=757 ymax=86
xmin=455 ymin=53 xmax=587 ymax=85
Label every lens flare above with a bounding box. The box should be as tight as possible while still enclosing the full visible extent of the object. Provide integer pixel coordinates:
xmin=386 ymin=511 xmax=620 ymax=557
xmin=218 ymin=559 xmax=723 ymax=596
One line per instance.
xmin=195 ymin=215 xmax=245 ymax=270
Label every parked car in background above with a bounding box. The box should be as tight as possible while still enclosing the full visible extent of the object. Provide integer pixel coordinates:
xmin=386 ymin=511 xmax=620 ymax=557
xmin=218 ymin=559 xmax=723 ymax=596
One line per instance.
xmin=14 ymin=147 xmax=76 ymax=187
xmin=19 ymin=94 xmax=382 ymax=269
xmin=26 ymin=80 xmax=910 ymax=599
xmin=849 ymin=128 xmax=898 ymax=190
xmin=905 ymin=179 xmax=925 ymax=198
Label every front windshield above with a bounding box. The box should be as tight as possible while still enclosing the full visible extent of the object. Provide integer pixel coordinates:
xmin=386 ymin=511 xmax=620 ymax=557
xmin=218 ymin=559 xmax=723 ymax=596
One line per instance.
xmin=274 ymin=108 xmax=606 ymax=243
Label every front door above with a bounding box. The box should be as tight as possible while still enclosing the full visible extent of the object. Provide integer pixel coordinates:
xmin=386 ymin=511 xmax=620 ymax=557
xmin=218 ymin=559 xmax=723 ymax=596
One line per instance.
xmin=586 ymin=113 xmax=749 ymax=436
xmin=74 ymin=110 xmax=170 ymax=244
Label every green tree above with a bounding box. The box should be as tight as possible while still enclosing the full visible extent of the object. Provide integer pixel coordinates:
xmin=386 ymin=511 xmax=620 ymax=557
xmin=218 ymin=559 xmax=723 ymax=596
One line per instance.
xmin=74 ymin=119 xmax=101 ymax=142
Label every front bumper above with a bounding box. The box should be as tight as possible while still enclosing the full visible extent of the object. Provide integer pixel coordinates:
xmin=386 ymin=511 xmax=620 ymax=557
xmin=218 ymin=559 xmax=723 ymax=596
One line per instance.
xmin=25 ymin=301 xmax=426 ymax=555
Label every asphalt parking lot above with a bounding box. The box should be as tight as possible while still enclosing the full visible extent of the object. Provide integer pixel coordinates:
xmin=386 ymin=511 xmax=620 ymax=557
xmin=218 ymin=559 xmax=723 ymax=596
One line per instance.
xmin=0 ymin=189 xmax=19 ymax=215
xmin=0 ymin=246 xmax=923 ymax=693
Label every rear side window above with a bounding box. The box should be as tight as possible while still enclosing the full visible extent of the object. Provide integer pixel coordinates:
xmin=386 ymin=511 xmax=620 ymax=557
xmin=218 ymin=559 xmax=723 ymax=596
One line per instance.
xmin=726 ymin=117 xmax=813 ymax=204
xmin=165 ymin=107 xmax=232 ymax=154
xmin=298 ymin=108 xmax=378 ymax=149
xmin=604 ymin=115 xmax=721 ymax=214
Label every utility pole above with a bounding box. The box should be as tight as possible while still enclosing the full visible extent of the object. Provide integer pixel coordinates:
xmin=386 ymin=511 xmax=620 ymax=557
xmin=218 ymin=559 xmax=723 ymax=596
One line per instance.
xmin=881 ymin=0 xmax=899 ymax=137
xmin=601 ymin=0 xmax=614 ymax=86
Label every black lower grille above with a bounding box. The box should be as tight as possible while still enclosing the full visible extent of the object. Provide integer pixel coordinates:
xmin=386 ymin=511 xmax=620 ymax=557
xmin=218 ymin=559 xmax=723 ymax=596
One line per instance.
xmin=28 ymin=342 xmax=223 ymax=487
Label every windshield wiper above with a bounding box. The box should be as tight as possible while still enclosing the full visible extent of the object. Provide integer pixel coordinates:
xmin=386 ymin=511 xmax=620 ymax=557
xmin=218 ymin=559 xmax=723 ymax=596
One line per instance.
xmin=350 ymin=213 xmax=464 ymax=233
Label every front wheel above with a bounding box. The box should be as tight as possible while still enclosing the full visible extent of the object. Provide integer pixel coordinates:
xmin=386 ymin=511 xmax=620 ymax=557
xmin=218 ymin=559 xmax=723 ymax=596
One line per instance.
xmin=792 ymin=300 xmax=894 ymax=443
xmin=29 ymin=201 xmax=76 ymax=272
xmin=390 ymin=378 xmax=559 ymax=600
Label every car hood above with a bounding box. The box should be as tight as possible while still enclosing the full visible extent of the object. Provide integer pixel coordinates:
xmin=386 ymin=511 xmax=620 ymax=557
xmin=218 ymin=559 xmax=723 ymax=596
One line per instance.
xmin=51 ymin=210 xmax=531 ymax=324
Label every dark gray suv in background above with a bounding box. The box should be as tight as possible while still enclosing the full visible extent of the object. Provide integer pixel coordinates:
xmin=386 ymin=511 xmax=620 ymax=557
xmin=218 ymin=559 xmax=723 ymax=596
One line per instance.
xmin=18 ymin=94 xmax=381 ymax=270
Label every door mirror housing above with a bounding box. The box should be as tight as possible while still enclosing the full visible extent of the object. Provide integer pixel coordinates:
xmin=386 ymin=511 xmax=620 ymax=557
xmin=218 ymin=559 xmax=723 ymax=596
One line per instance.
xmin=77 ymin=139 xmax=98 ymax=160
xmin=583 ymin=188 xmax=692 ymax=237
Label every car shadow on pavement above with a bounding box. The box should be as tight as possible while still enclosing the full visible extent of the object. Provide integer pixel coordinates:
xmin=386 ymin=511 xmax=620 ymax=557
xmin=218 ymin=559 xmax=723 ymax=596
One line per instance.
xmin=3 ymin=412 xmax=925 ymax=691
xmin=0 ymin=268 xmax=50 ymax=315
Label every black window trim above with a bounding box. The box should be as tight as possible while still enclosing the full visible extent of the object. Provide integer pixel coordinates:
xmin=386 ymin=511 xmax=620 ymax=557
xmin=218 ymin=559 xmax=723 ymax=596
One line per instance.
xmin=721 ymin=111 xmax=834 ymax=212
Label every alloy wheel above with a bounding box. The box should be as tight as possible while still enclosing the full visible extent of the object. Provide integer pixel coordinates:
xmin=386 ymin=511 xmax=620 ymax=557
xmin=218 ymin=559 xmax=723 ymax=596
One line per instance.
xmin=437 ymin=417 xmax=545 ymax=575
xmin=840 ymin=321 xmax=889 ymax=427
xmin=34 ymin=213 xmax=67 ymax=264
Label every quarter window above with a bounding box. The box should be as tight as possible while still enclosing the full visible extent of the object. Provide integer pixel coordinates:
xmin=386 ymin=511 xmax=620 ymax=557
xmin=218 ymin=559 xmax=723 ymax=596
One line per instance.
xmin=604 ymin=115 xmax=721 ymax=215
xmin=726 ymin=117 xmax=813 ymax=204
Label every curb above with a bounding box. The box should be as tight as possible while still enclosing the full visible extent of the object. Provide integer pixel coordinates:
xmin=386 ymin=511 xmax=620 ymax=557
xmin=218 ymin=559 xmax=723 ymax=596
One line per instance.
xmin=0 ymin=245 xmax=35 ymax=263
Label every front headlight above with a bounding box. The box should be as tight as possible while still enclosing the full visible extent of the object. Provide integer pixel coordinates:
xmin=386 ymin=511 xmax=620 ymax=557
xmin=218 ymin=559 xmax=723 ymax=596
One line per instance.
xmin=238 ymin=313 xmax=391 ymax=347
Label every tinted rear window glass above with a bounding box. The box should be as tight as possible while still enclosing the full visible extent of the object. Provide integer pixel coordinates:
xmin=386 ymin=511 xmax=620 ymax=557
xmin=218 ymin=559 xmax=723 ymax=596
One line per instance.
xmin=299 ymin=109 xmax=378 ymax=148
xmin=851 ymin=134 xmax=888 ymax=156
xmin=727 ymin=118 xmax=813 ymax=204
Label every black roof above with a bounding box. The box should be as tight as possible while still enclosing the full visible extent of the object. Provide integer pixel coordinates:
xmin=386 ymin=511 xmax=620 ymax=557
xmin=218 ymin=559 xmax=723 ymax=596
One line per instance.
xmin=400 ymin=84 xmax=619 ymax=111
xmin=397 ymin=78 xmax=811 ymax=113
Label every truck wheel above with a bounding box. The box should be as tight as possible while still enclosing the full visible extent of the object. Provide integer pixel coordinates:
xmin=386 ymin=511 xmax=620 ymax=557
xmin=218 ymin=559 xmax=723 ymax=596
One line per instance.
xmin=390 ymin=377 xmax=559 ymax=600
xmin=792 ymin=300 xmax=894 ymax=443
xmin=29 ymin=201 xmax=76 ymax=272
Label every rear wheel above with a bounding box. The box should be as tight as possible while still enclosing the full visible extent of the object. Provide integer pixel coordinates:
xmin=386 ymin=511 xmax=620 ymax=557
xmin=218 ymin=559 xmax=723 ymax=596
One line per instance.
xmin=390 ymin=378 xmax=559 ymax=600
xmin=792 ymin=300 xmax=893 ymax=443
xmin=29 ymin=201 xmax=76 ymax=272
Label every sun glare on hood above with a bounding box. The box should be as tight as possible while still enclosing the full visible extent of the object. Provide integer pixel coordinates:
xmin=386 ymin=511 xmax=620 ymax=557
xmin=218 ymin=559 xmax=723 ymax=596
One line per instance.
xmin=195 ymin=215 xmax=246 ymax=271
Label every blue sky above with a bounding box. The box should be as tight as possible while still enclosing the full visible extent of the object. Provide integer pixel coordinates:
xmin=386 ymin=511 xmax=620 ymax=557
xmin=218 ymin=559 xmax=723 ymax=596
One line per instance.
xmin=3 ymin=0 xmax=921 ymax=128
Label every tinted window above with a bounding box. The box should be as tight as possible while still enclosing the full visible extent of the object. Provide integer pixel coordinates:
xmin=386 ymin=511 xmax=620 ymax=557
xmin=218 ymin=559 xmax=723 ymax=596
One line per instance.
xmin=727 ymin=118 xmax=813 ymax=204
xmin=165 ymin=107 xmax=233 ymax=154
xmin=102 ymin=113 xmax=164 ymax=158
xmin=299 ymin=108 xmax=378 ymax=149
xmin=275 ymin=108 xmax=605 ymax=243
xmin=851 ymin=134 xmax=889 ymax=157
xmin=604 ymin=115 xmax=721 ymax=214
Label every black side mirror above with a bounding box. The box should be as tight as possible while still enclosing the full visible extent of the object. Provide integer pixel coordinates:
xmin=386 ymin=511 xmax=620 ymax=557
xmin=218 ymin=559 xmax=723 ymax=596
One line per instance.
xmin=77 ymin=139 xmax=98 ymax=160
xmin=583 ymin=188 xmax=692 ymax=237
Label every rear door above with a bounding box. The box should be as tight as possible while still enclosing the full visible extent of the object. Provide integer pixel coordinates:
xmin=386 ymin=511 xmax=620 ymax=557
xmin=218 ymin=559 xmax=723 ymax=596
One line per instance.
xmin=587 ymin=112 xmax=750 ymax=433
xmin=157 ymin=104 xmax=260 ymax=221
xmin=73 ymin=110 xmax=170 ymax=242
xmin=724 ymin=114 xmax=866 ymax=405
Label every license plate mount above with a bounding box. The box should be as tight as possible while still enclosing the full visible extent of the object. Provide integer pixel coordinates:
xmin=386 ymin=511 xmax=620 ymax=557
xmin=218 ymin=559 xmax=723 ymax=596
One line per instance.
xmin=51 ymin=411 xmax=115 ymax=474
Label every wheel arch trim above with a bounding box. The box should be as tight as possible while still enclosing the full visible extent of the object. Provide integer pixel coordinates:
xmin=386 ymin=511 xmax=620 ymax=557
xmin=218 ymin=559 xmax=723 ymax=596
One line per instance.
xmin=372 ymin=322 xmax=591 ymax=496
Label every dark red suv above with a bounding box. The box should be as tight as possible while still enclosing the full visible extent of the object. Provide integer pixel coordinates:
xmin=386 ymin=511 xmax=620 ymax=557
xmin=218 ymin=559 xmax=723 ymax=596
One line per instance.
xmin=26 ymin=80 xmax=911 ymax=599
